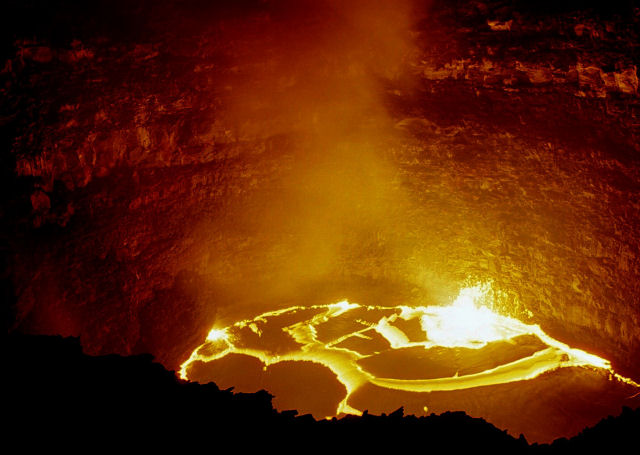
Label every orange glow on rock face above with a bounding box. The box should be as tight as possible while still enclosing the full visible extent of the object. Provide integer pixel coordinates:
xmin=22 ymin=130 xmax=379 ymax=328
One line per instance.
xmin=6 ymin=0 xmax=640 ymax=446
xmin=181 ymin=283 xmax=639 ymax=441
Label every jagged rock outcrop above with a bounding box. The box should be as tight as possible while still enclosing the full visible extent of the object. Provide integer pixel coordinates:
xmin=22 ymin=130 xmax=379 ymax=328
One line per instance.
xmin=6 ymin=334 xmax=639 ymax=451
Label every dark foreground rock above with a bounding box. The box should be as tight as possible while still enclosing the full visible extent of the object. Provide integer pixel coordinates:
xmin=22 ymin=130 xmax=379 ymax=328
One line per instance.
xmin=5 ymin=334 xmax=638 ymax=452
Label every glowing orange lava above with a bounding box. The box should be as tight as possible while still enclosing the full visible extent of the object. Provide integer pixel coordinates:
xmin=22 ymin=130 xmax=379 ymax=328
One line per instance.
xmin=180 ymin=283 xmax=639 ymax=418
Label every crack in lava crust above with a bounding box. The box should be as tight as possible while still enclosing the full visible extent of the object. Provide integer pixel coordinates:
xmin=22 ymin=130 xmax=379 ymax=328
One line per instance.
xmin=180 ymin=283 xmax=639 ymax=418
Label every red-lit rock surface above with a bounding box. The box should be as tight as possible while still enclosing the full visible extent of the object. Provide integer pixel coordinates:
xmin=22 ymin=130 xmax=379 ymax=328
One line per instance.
xmin=3 ymin=0 xmax=639 ymax=386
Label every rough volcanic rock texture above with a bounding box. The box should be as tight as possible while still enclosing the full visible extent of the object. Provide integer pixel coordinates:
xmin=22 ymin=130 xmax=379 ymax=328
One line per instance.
xmin=2 ymin=0 xmax=639 ymax=378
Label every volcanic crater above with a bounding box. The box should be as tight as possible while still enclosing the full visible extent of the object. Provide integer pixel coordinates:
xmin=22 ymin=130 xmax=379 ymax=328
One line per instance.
xmin=3 ymin=0 xmax=640 ymax=444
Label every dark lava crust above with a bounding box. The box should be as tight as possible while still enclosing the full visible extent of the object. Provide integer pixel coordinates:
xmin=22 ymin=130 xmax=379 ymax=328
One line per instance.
xmin=2 ymin=0 xmax=639 ymax=445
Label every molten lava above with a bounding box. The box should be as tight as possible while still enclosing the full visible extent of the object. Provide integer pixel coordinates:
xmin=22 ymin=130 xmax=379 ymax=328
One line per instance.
xmin=181 ymin=283 xmax=639 ymax=435
xmin=5 ymin=0 xmax=639 ymax=446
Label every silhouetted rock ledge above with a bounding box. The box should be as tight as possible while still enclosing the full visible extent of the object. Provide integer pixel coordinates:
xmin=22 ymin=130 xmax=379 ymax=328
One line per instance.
xmin=6 ymin=334 xmax=638 ymax=452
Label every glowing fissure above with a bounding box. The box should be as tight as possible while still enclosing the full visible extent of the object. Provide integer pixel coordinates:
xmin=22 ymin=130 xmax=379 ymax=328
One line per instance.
xmin=180 ymin=284 xmax=639 ymax=417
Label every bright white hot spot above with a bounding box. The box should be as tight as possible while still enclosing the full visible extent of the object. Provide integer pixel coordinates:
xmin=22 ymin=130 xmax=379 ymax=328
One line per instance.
xmin=420 ymin=284 xmax=532 ymax=348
